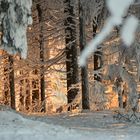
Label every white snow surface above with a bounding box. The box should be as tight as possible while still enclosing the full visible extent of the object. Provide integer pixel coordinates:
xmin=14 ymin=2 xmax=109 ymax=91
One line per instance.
xmin=0 ymin=111 xmax=93 ymax=140
xmin=0 ymin=110 xmax=140 ymax=140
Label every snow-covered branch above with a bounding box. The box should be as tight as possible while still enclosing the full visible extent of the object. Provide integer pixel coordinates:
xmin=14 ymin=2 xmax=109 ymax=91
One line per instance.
xmin=0 ymin=0 xmax=32 ymax=58
xmin=79 ymin=0 xmax=138 ymax=67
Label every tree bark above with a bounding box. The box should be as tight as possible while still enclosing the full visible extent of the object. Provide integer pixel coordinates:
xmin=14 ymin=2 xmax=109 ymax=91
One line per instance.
xmin=79 ymin=1 xmax=90 ymax=109
xmin=3 ymin=54 xmax=10 ymax=106
xmin=36 ymin=3 xmax=46 ymax=112
xmin=64 ymin=0 xmax=79 ymax=106
xmin=9 ymin=55 xmax=16 ymax=110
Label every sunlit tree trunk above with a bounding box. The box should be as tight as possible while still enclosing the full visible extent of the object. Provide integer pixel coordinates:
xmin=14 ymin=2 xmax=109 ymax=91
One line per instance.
xmin=36 ymin=3 xmax=46 ymax=112
xmin=79 ymin=0 xmax=90 ymax=109
xmin=64 ymin=0 xmax=79 ymax=107
xmin=115 ymin=78 xmax=124 ymax=108
xmin=2 ymin=53 xmax=15 ymax=109
xmin=3 ymin=54 xmax=10 ymax=106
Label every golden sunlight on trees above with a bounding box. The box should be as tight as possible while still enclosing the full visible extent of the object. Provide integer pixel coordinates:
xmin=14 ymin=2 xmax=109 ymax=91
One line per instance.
xmin=0 ymin=0 xmax=140 ymax=121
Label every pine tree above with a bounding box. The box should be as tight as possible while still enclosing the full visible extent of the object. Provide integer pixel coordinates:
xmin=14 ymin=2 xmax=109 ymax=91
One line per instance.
xmin=79 ymin=0 xmax=90 ymax=109
xmin=64 ymin=0 xmax=79 ymax=107
xmin=36 ymin=3 xmax=46 ymax=112
xmin=9 ymin=55 xmax=16 ymax=109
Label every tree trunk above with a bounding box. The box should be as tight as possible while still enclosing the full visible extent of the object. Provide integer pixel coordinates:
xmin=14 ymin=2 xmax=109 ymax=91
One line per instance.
xmin=9 ymin=55 xmax=16 ymax=110
xmin=64 ymin=0 xmax=79 ymax=106
xmin=93 ymin=22 xmax=103 ymax=82
xmin=3 ymin=54 xmax=10 ymax=106
xmin=36 ymin=4 xmax=46 ymax=112
xmin=79 ymin=1 xmax=90 ymax=109
xmin=115 ymin=78 xmax=124 ymax=108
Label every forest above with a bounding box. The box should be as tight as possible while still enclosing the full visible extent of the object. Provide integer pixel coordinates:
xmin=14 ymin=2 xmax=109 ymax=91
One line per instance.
xmin=0 ymin=0 xmax=140 ymax=139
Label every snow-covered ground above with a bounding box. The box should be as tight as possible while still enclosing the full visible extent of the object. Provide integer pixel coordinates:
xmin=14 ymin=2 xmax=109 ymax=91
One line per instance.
xmin=0 ymin=110 xmax=140 ymax=140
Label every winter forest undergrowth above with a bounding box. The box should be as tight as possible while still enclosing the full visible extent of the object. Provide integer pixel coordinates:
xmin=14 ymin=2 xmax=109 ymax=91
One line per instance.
xmin=0 ymin=0 xmax=140 ymax=139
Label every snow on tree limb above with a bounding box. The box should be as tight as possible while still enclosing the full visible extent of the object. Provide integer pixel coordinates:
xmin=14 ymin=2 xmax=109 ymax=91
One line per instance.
xmin=0 ymin=0 xmax=32 ymax=58
xmin=79 ymin=0 xmax=138 ymax=67
xmin=107 ymin=0 xmax=134 ymax=18
xmin=121 ymin=16 xmax=139 ymax=46
xmin=79 ymin=17 xmax=114 ymax=66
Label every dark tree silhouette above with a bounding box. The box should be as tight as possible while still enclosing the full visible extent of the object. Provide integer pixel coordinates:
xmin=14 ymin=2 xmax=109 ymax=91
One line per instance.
xmin=64 ymin=0 xmax=79 ymax=107
xmin=79 ymin=0 xmax=90 ymax=109
xmin=9 ymin=55 xmax=16 ymax=109
xmin=36 ymin=3 xmax=46 ymax=112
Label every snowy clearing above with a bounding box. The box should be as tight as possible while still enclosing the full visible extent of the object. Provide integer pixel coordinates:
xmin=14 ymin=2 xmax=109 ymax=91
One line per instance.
xmin=0 ymin=110 xmax=140 ymax=140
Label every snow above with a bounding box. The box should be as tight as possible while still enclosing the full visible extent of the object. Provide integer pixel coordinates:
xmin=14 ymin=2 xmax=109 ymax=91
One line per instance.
xmin=107 ymin=0 xmax=134 ymax=18
xmin=0 ymin=110 xmax=93 ymax=140
xmin=0 ymin=0 xmax=32 ymax=58
xmin=79 ymin=17 xmax=114 ymax=66
xmin=1 ymin=110 xmax=140 ymax=140
xmin=121 ymin=15 xmax=139 ymax=46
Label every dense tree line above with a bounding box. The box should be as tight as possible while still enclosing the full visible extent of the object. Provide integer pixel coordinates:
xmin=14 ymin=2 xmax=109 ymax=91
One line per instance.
xmin=0 ymin=0 xmax=140 ymax=115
